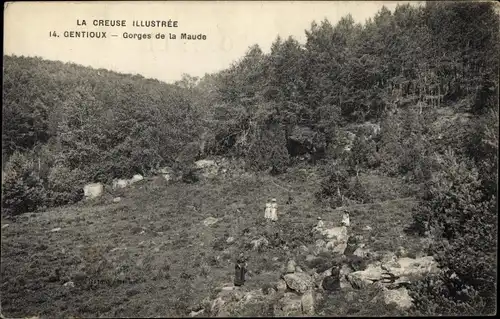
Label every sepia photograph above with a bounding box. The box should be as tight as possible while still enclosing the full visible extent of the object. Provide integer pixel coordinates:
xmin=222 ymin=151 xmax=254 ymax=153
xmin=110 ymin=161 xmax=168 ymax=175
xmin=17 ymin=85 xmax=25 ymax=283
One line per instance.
xmin=1 ymin=1 xmax=498 ymax=317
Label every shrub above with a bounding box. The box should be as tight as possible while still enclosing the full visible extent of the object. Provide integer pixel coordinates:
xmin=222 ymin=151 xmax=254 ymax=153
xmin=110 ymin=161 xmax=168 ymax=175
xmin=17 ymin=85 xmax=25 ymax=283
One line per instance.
xmin=46 ymin=164 xmax=84 ymax=206
xmin=410 ymin=150 xmax=497 ymax=314
xmin=2 ymin=151 xmax=47 ymax=216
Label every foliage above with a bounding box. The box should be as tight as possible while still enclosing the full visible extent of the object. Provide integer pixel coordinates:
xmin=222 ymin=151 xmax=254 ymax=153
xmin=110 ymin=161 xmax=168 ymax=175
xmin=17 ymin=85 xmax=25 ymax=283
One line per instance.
xmin=410 ymin=150 xmax=497 ymax=314
xmin=2 ymin=151 xmax=47 ymax=216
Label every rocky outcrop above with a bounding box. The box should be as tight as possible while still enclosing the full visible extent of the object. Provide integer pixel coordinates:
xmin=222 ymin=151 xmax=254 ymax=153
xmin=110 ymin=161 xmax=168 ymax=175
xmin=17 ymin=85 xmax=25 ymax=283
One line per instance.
xmin=347 ymin=256 xmax=439 ymax=289
xmin=283 ymin=273 xmax=314 ymax=294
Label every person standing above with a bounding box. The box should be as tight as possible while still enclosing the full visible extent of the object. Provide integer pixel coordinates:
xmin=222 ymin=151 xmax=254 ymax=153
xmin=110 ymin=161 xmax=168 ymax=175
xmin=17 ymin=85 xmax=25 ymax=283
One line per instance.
xmin=264 ymin=200 xmax=272 ymax=221
xmin=270 ymin=198 xmax=278 ymax=222
xmin=341 ymin=210 xmax=350 ymax=227
xmin=234 ymin=253 xmax=248 ymax=287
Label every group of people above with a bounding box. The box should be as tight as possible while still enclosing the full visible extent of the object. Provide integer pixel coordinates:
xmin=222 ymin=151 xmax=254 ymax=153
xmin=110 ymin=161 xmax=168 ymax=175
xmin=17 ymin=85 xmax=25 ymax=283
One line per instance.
xmin=264 ymin=198 xmax=278 ymax=222
xmin=233 ymin=200 xmax=351 ymax=288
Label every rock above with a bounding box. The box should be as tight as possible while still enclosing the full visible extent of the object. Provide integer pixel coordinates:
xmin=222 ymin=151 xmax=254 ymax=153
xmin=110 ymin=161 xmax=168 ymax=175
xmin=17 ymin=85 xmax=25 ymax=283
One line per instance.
xmin=1 ymin=224 xmax=9 ymax=229
xmin=305 ymin=254 xmax=316 ymax=262
xmin=340 ymin=264 xmax=353 ymax=289
xmin=226 ymin=237 xmax=235 ymax=244
xmin=299 ymin=245 xmax=309 ymax=253
xmin=83 ymin=182 xmax=103 ymax=199
xmin=322 ymin=226 xmax=349 ymax=255
xmin=347 ymin=256 xmax=439 ymax=289
xmin=286 ymin=260 xmax=297 ymax=273
xmin=210 ymin=297 xmax=225 ymax=315
xmin=296 ymin=266 xmax=304 ymax=273
xmin=250 ymin=237 xmax=269 ymax=251
xmin=50 ymin=227 xmax=62 ymax=232
xmin=112 ymin=179 xmax=130 ymax=190
xmin=312 ymin=239 xmax=327 ymax=255
xmin=283 ymin=272 xmax=314 ymax=294
xmin=163 ymin=173 xmax=172 ymax=181
xmin=63 ymin=281 xmax=75 ymax=288
xmin=203 ymin=217 xmax=219 ymax=226
xmin=363 ymin=225 xmax=373 ymax=231
xmin=189 ymin=308 xmax=205 ymax=317
xmin=276 ymin=279 xmax=287 ymax=292
xmin=353 ymin=247 xmax=371 ymax=259
xmin=195 ymin=159 xmax=217 ymax=169
xmin=301 ymin=290 xmax=315 ymax=315
xmin=113 ymin=197 xmax=122 ymax=203
xmin=382 ymin=287 xmax=413 ymax=310
xmin=276 ymin=292 xmax=302 ymax=316
xmin=396 ymin=246 xmax=409 ymax=258
xmin=130 ymin=174 xmax=144 ymax=184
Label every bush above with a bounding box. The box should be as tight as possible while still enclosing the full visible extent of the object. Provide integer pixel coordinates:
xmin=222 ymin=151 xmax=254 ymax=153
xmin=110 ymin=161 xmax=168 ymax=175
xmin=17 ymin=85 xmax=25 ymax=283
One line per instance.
xmin=410 ymin=150 xmax=497 ymax=314
xmin=2 ymin=151 xmax=46 ymax=216
xmin=46 ymin=164 xmax=84 ymax=206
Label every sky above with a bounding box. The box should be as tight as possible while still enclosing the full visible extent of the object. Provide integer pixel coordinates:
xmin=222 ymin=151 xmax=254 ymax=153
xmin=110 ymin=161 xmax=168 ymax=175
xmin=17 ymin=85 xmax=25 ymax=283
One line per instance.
xmin=4 ymin=1 xmax=421 ymax=83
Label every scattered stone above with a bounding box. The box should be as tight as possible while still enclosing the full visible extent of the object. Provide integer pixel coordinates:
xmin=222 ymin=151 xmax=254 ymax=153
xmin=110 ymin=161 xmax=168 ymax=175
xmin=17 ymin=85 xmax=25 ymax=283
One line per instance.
xmin=113 ymin=197 xmax=121 ymax=203
xmin=363 ymin=225 xmax=373 ymax=231
xmin=130 ymin=174 xmax=144 ymax=184
xmin=83 ymin=182 xmax=103 ymax=199
xmin=63 ymin=281 xmax=75 ymax=288
xmin=396 ymin=246 xmax=409 ymax=258
xmin=340 ymin=264 xmax=353 ymax=289
xmin=50 ymin=227 xmax=62 ymax=232
xmin=286 ymin=260 xmax=297 ymax=273
xmin=301 ymin=290 xmax=315 ymax=315
xmin=283 ymin=272 xmax=314 ymax=294
xmin=272 ymin=257 xmax=279 ymax=262
xmin=153 ymin=247 xmax=161 ymax=253
xmin=276 ymin=292 xmax=302 ymax=316
xmin=189 ymin=308 xmax=205 ymax=317
xmin=382 ymin=287 xmax=413 ymax=310
xmin=296 ymin=266 xmax=304 ymax=273
xmin=226 ymin=237 xmax=235 ymax=244
xmin=276 ymin=279 xmax=287 ymax=292
xmin=203 ymin=217 xmax=219 ymax=226
xmin=353 ymin=247 xmax=371 ymax=259
xmin=305 ymin=255 xmax=316 ymax=262
xmin=250 ymin=237 xmax=269 ymax=251
xmin=112 ymin=179 xmax=130 ymax=190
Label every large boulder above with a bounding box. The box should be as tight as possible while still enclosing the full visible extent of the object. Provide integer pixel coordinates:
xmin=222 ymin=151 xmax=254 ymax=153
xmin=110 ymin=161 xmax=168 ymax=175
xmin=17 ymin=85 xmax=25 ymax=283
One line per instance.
xmin=283 ymin=272 xmax=314 ymax=294
xmin=347 ymin=256 xmax=439 ymax=289
xmin=83 ymin=183 xmax=103 ymax=199
xmin=287 ymin=125 xmax=326 ymax=157
xmin=322 ymin=226 xmax=349 ymax=255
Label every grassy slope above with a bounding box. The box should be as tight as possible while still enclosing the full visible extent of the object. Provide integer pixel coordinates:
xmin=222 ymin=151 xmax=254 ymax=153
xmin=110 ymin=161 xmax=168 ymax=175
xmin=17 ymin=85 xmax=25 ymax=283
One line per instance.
xmin=1 ymin=164 xmax=424 ymax=318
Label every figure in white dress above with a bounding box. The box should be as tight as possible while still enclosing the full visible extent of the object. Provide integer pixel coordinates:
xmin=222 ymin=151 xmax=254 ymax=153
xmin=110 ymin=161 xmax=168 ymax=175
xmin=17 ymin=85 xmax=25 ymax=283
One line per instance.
xmin=269 ymin=198 xmax=278 ymax=222
xmin=264 ymin=200 xmax=272 ymax=220
xmin=313 ymin=216 xmax=325 ymax=232
xmin=341 ymin=211 xmax=350 ymax=227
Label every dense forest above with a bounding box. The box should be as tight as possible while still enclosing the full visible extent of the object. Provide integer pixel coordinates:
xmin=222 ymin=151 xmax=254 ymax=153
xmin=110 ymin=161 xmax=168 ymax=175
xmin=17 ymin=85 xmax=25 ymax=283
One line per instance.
xmin=2 ymin=2 xmax=498 ymax=315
